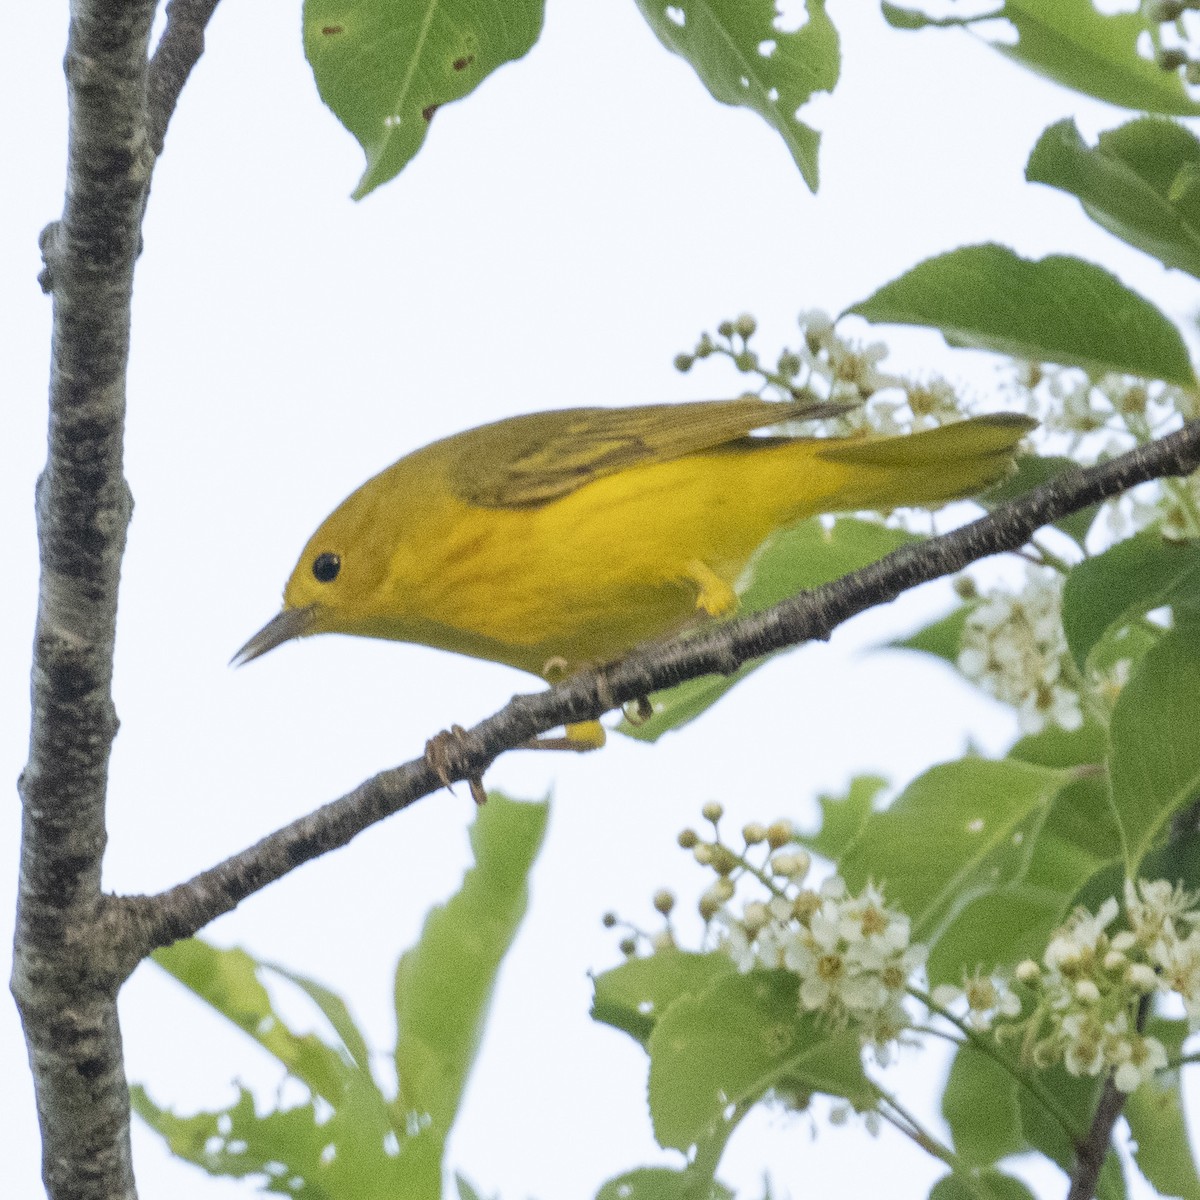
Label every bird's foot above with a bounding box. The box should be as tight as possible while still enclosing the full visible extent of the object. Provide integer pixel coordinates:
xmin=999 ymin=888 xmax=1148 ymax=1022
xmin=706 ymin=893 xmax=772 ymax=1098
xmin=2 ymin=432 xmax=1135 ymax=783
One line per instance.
xmin=424 ymin=724 xmax=488 ymax=805
xmin=523 ymin=719 xmax=607 ymax=753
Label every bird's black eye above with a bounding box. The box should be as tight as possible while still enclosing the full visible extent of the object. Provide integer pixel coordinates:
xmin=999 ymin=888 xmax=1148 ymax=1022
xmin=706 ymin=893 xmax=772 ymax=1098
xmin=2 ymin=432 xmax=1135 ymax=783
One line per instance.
xmin=312 ymin=552 xmax=341 ymax=583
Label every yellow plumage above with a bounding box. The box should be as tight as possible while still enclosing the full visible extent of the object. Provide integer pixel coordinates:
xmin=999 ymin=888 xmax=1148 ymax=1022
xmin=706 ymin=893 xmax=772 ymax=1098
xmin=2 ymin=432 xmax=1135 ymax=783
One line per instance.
xmin=236 ymin=399 xmax=1033 ymax=689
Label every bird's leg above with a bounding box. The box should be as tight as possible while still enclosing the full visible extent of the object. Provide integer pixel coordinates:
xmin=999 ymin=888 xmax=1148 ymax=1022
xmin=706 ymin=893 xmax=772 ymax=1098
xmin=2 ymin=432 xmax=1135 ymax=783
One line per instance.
xmin=685 ymin=559 xmax=738 ymax=618
xmin=424 ymin=724 xmax=489 ymax=804
xmin=623 ymin=695 xmax=654 ymax=725
xmin=522 ymin=656 xmax=609 ymax=752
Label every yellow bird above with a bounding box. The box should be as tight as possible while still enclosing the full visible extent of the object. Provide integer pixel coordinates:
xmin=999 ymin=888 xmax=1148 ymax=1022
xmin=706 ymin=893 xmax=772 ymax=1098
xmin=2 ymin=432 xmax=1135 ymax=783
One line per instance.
xmin=235 ymin=398 xmax=1033 ymax=747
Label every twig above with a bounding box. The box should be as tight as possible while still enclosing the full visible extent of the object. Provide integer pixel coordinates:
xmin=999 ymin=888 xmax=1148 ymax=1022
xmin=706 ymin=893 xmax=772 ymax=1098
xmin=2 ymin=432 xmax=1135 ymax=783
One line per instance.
xmin=120 ymin=419 xmax=1200 ymax=957
xmin=146 ymin=0 xmax=224 ymax=155
xmin=1065 ymin=1078 xmax=1126 ymax=1200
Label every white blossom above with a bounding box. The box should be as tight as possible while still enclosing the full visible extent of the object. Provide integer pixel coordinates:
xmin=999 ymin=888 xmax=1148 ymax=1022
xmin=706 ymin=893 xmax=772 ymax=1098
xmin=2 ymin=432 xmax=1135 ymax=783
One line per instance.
xmin=958 ymin=567 xmax=1083 ymax=734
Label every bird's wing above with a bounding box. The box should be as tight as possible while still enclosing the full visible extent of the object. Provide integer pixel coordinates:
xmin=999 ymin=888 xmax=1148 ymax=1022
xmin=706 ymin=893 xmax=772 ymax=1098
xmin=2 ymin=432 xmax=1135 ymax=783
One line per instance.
xmin=449 ymin=397 xmax=833 ymax=509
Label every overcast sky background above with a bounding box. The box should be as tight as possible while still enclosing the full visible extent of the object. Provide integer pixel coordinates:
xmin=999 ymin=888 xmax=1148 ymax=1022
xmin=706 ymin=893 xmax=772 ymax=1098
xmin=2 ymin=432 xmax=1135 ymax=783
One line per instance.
xmin=5 ymin=2 xmax=1200 ymax=1197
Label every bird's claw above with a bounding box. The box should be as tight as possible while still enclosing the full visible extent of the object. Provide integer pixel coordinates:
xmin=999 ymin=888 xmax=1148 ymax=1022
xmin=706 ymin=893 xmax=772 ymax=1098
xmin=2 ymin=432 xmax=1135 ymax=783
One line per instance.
xmin=424 ymin=724 xmax=488 ymax=805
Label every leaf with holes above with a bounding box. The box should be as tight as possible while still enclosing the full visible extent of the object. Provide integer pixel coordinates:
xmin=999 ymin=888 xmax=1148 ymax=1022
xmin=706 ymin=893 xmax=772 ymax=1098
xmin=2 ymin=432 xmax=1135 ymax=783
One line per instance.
xmin=304 ymin=0 xmax=545 ymax=197
xmin=886 ymin=0 xmax=1200 ymax=117
xmin=591 ymin=951 xmax=737 ymax=1046
xmin=838 ymin=758 xmax=1070 ymax=944
xmin=632 ymin=0 xmax=839 ymax=192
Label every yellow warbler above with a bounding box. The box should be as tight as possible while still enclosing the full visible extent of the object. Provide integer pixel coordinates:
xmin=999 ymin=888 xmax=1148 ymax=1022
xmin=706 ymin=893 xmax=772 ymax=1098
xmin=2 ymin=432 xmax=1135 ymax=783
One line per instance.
xmin=236 ymin=399 xmax=1033 ymax=743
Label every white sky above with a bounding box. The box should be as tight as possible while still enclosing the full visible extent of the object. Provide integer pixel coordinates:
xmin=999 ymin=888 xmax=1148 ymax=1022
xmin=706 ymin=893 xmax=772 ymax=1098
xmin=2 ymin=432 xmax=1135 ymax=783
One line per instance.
xmin=4 ymin=2 xmax=1199 ymax=1198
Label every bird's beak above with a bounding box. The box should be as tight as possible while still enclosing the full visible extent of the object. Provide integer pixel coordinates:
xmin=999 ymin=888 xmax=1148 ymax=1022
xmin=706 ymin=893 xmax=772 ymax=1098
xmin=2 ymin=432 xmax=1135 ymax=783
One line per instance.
xmin=231 ymin=605 xmax=318 ymax=666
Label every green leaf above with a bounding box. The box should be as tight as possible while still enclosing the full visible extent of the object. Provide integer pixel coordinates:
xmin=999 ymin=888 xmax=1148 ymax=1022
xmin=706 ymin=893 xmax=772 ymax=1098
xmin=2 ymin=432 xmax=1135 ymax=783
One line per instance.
xmin=1061 ymin=531 xmax=1200 ymax=671
xmin=847 ymin=244 xmax=1195 ymax=386
xmin=619 ymin=517 xmax=916 ymax=741
xmin=838 ymin=758 xmax=1070 ymax=942
xmin=303 ymin=0 xmax=545 ymax=198
xmin=990 ymin=0 xmax=1200 ymax=117
xmin=392 ymin=793 xmax=548 ymax=1185
xmin=455 ymin=1176 xmax=491 ymax=1200
xmin=1146 ymin=827 xmax=1200 ymax=895
xmin=928 ymin=771 xmax=1121 ymax=985
xmin=1028 ymin=118 xmax=1200 ymax=279
xmin=132 ymin=1085 xmax=332 ymax=1197
xmin=927 ymin=886 xmax=1064 ymax=988
xmin=881 ymin=3 xmax=942 ymax=31
xmin=632 ymin=0 xmax=839 ymax=192
xmin=1020 ymin=775 xmax=1121 ymax=893
xmin=942 ymin=1044 xmax=1023 ymax=1167
xmin=890 ymin=605 xmax=970 ymax=666
xmin=131 ymin=1083 xmax=406 ymax=1199
xmin=1125 ymin=1018 xmax=1200 ymax=1199
xmin=1008 ymin=718 xmax=1107 ymax=769
xmin=980 ymin=454 xmax=1099 ymax=546
xmin=150 ymin=940 xmax=369 ymax=1107
xmin=798 ymin=774 xmax=888 ymax=862
xmin=1108 ymin=626 xmax=1200 ymax=869
xmin=259 ymin=961 xmax=373 ymax=1074
xmin=647 ymin=970 xmax=869 ymax=1151
xmin=596 ymin=1168 xmax=734 ymax=1200
xmin=929 ymin=1170 xmax=1037 ymax=1200
xmin=590 ymin=951 xmax=736 ymax=1046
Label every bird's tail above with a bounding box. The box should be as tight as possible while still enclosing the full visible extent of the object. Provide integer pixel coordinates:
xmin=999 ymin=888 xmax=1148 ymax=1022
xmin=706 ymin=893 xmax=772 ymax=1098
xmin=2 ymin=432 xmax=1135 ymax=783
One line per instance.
xmin=803 ymin=413 xmax=1036 ymax=514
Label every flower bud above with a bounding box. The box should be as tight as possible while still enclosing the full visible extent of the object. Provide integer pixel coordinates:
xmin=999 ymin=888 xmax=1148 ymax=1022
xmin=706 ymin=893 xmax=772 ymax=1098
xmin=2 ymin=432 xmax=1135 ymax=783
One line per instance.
xmin=743 ymin=901 xmax=770 ymax=932
xmin=701 ymin=801 xmax=724 ymax=823
xmin=653 ymin=889 xmax=675 ymax=916
xmin=766 ymin=820 xmax=795 ymax=849
xmin=742 ymin=822 xmax=768 ymax=845
xmin=709 ymin=844 xmax=739 ymax=877
xmin=1015 ymin=959 xmax=1040 ymax=984
xmin=1127 ymin=963 xmax=1158 ymax=993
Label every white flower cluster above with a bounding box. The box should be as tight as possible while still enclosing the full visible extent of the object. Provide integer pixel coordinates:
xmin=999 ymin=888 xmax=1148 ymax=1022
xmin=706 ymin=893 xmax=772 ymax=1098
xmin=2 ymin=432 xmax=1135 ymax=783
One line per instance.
xmin=712 ymin=864 xmax=928 ymax=1062
xmin=931 ymin=968 xmax=1022 ymax=1032
xmin=675 ymin=311 xmax=972 ymax=441
xmin=1014 ymin=365 xmax=1192 ymax=461
xmin=1014 ymin=879 xmax=1200 ymax=1093
xmin=795 ymin=310 xmax=964 ymax=437
xmin=957 ymin=566 xmax=1083 ymax=734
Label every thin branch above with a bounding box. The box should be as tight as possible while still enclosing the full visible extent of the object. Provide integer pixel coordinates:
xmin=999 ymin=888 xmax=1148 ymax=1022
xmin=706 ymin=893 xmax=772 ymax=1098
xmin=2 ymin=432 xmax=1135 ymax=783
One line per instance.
xmin=146 ymin=0 xmax=224 ymax=155
xmin=120 ymin=419 xmax=1200 ymax=958
xmin=1066 ymin=1077 xmax=1126 ymax=1200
